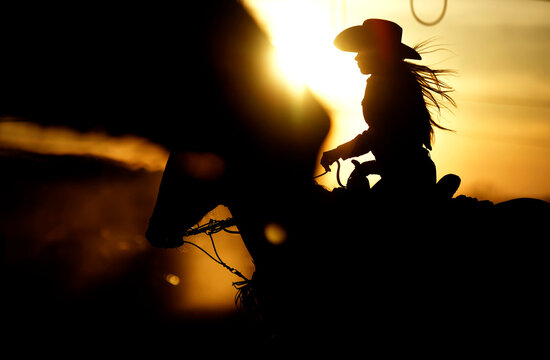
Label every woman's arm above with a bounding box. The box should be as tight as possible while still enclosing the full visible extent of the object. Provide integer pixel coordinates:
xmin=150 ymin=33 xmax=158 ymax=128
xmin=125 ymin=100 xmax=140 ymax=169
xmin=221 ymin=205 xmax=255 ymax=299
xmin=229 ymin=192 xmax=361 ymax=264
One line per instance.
xmin=336 ymin=130 xmax=373 ymax=159
xmin=320 ymin=130 xmax=373 ymax=171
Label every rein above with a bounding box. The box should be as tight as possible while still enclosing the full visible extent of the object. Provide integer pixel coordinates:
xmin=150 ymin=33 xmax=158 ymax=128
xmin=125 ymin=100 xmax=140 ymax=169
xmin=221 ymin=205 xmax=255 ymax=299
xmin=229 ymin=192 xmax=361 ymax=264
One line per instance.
xmin=313 ymin=159 xmax=346 ymax=188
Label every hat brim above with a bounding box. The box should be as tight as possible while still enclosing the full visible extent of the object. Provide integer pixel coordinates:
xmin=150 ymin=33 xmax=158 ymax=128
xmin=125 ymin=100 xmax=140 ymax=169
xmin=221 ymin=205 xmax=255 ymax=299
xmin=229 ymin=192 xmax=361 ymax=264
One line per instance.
xmin=334 ymin=25 xmax=422 ymax=60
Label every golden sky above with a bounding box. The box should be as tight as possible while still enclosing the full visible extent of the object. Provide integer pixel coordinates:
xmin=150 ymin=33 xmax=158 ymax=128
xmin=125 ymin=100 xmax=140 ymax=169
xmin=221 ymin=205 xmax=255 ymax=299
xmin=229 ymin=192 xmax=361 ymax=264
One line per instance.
xmin=1 ymin=0 xmax=548 ymax=202
xmin=244 ymin=0 xmax=550 ymax=201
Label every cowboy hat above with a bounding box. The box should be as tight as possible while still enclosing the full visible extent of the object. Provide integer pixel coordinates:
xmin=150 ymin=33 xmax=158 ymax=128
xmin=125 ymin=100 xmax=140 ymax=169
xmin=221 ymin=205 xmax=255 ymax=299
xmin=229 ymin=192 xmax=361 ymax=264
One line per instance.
xmin=334 ymin=19 xmax=421 ymax=60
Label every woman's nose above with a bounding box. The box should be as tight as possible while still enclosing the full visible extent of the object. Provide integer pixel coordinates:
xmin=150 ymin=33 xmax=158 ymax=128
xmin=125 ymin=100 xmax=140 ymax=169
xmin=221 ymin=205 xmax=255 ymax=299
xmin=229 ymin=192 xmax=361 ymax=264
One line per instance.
xmin=355 ymin=53 xmax=359 ymax=61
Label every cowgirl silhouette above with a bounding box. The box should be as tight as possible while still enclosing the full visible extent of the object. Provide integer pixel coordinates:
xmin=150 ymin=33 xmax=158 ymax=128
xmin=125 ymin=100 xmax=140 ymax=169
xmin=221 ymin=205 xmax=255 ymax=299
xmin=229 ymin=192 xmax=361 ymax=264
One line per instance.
xmin=321 ymin=19 xmax=455 ymax=200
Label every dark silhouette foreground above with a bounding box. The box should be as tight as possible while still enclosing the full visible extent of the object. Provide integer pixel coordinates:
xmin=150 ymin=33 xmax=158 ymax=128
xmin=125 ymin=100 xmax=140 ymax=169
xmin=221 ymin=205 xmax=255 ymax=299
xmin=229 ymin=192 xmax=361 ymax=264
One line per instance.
xmin=150 ymin=149 xmax=550 ymax=353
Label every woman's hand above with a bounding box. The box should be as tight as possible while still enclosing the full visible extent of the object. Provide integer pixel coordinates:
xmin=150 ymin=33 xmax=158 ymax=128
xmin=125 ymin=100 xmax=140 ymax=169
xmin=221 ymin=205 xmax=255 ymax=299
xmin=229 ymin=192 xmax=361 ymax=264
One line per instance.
xmin=320 ymin=148 xmax=341 ymax=172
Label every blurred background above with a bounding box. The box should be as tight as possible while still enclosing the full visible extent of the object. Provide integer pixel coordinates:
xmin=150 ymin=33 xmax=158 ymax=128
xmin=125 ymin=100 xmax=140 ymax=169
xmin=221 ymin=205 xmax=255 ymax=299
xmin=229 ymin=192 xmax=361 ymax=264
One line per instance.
xmin=2 ymin=0 xmax=549 ymax=351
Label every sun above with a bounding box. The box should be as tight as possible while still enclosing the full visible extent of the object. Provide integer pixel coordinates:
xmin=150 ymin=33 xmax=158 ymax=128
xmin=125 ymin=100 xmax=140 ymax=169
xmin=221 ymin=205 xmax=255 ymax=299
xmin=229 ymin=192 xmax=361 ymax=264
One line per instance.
xmin=244 ymin=0 xmax=361 ymax=103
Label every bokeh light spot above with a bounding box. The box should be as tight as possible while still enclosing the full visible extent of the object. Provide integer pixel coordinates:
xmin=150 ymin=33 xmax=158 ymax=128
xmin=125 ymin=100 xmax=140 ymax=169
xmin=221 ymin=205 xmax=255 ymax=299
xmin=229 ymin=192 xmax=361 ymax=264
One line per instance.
xmin=264 ymin=222 xmax=287 ymax=245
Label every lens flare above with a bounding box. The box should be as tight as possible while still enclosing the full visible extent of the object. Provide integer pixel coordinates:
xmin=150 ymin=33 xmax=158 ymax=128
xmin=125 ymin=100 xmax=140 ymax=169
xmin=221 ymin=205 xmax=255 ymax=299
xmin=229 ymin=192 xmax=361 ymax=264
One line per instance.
xmin=165 ymin=274 xmax=181 ymax=286
xmin=264 ymin=222 xmax=287 ymax=245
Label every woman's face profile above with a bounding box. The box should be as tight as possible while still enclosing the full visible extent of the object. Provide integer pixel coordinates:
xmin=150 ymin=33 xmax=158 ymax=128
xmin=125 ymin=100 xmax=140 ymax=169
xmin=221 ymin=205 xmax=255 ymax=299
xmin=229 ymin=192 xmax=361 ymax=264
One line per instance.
xmin=355 ymin=50 xmax=397 ymax=75
xmin=355 ymin=51 xmax=378 ymax=75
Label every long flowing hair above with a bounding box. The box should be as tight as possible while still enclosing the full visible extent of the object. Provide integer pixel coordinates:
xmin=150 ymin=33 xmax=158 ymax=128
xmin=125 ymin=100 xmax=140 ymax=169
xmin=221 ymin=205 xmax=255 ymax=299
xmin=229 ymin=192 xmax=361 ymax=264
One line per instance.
xmin=405 ymin=39 xmax=456 ymax=146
